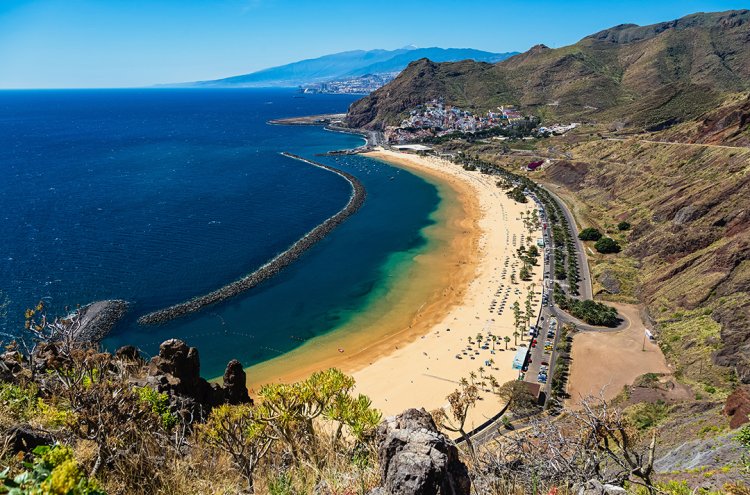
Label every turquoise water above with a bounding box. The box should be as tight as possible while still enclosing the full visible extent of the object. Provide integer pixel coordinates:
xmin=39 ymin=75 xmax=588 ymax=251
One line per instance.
xmin=0 ymin=89 xmax=440 ymax=377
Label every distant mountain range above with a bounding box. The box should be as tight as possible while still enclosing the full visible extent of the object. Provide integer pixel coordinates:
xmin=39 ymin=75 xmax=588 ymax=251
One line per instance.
xmin=178 ymin=47 xmax=518 ymax=88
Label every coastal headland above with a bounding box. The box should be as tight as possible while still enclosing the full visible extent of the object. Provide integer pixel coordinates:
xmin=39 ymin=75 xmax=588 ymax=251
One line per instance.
xmin=245 ymin=149 xmax=545 ymax=434
xmin=137 ymin=153 xmax=365 ymax=325
xmin=267 ymin=113 xmax=347 ymax=126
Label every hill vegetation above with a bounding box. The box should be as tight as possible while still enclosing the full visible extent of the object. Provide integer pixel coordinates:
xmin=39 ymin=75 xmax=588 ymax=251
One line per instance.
xmin=346 ymin=10 xmax=750 ymax=130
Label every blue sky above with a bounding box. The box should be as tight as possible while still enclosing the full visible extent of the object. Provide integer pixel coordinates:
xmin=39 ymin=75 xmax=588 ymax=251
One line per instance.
xmin=0 ymin=0 xmax=747 ymax=88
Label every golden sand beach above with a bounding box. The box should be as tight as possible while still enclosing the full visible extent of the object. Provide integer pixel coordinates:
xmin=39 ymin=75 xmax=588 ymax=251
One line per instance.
xmin=245 ymin=149 xmax=544 ymax=433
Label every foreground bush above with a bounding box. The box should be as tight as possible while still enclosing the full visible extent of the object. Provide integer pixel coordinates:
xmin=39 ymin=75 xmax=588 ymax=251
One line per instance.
xmin=1 ymin=445 xmax=104 ymax=495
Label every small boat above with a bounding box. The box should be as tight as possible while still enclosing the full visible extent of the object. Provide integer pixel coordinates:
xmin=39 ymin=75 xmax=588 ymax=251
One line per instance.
xmin=338 ymin=348 xmax=344 ymax=353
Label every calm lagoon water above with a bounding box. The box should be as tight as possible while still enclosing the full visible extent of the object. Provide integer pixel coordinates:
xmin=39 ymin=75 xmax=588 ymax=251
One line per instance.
xmin=0 ymin=89 xmax=440 ymax=377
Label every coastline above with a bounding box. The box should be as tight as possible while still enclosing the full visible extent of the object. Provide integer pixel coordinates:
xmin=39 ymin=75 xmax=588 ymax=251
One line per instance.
xmin=243 ymin=150 xmax=480 ymax=390
xmin=244 ymin=149 xmax=545 ymax=434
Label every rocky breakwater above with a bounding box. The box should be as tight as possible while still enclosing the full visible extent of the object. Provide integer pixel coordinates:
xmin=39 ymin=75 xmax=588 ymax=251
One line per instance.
xmin=137 ymin=153 xmax=366 ymax=325
xmin=72 ymin=299 xmax=129 ymax=343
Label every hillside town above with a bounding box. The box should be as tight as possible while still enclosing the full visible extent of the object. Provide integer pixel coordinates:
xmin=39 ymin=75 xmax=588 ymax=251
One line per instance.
xmin=382 ymin=99 xmax=585 ymax=144
xmin=300 ymin=72 xmax=398 ymax=94
xmin=385 ymin=99 xmax=532 ymax=143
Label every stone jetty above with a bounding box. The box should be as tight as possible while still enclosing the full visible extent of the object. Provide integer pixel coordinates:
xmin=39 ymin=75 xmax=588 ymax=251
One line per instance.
xmin=137 ymin=153 xmax=366 ymax=325
xmin=72 ymin=299 xmax=129 ymax=343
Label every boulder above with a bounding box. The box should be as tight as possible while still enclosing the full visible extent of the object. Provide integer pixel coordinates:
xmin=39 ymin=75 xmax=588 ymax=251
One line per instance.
xmin=0 ymin=349 xmax=24 ymax=381
xmin=724 ymin=385 xmax=750 ymax=429
xmin=223 ymin=359 xmax=251 ymax=405
xmin=370 ymin=408 xmax=470 ymax=495
xmin=598 ymin=270 xmax=621 ymax=294
xmin=115 ymin=345 xmax=141 ymax=361
xmin=573 ymin=480 xmax=627 ymax=495
xmin=4 ymin=425 xmax=53 ymax=454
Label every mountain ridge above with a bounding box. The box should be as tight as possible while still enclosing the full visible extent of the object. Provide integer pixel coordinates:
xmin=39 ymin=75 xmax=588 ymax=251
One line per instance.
xmin=179 ymin=47 xmax=518 ymax=88
xmin=346 ymin=9 xmax=750 ymax=130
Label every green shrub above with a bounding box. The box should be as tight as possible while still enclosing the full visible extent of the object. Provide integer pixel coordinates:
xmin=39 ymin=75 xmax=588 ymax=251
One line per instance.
xmin=135 ymin=386 xmax=178 ymax=430
xmin=737 ymin=422 xmax=750 ymax=450
xmin=629 ymin=401 xmax=669 ymax=430
xmin=594 ymin=236 xmax=622 ymax=254
xmin=617 ymin=221 xmax=631 ymax=231
xmin=578 ymin=227 xmax=602 ymax=241
xmin=0 ymin=445 xmax=105 ymax=495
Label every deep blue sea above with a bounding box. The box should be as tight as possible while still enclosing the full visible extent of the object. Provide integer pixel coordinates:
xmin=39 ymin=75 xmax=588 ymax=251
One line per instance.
xmin=0 ymin=89 xmax=440 ymax=377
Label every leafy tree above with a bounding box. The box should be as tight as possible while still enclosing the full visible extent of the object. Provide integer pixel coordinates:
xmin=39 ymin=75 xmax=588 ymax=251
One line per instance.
xmin=564 ymin=299 xmax=619 ymax=327
xmin=496 ymin=380 xmax=539 ymax=414
xmin=617 ymin=221 xmax=631 ymax=231
xmin=507 ymin=186 xmax=528 ymax=203
xmin=594 ymin=236 xmax=622 ymax=254
xmin=258 ymin=368 xmax=365 ymax=467
xmin=201 ymin=404 xmax=272 ymax=493
xmin=431 ymin=381 xmax=480 ymax=458
xmin=578 ymin=227 xmax=602 ymax=241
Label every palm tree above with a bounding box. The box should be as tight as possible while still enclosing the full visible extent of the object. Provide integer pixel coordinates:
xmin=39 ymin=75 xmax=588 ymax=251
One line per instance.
xmin=504 ymin=336 xmax=511 ymax=349
xmin=478 ymin=366 xmax=485 ymax=378
xmin=513 ymin=330 xmax=520 ymax=346
xmin=512 ymin=301 xmax=521 ymax=330
xmin=488 ymin=375 xmax=499 ymax=394
xmin=469 ymin=371 xmax=477 ymax=385
xmin=459 ymin=377 xmax=469 ymax=387
xmin=491 ymin=335 xmax=497 ymax=351
xmin=488 ymin=358 xmax=495 ymax=369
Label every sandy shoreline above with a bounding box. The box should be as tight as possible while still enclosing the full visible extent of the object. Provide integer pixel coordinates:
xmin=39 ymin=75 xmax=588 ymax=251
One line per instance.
xmin=245 ymin=150 xmax=544 ymax=433
xmin=244 ymin=150 xmax=480 ymax=390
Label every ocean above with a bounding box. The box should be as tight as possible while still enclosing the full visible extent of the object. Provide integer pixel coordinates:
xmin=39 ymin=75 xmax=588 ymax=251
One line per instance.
xmin=0 ymin=88 xmax=440 ymax=377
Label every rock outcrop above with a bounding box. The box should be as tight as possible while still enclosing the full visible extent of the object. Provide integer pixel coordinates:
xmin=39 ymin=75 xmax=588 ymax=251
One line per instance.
xmin=0 ymin=348 xmax=24 ymax=381
xmin=573 ymin=480 xmax=627 ymax=495
xmin=223 ymin=359 xmax=251 ymax=405
xmin=114 ymin=345 xmax=142 ymax=362
xmin=4 ymin=425 xmax=53 ymax=454
xmin=369 ymin=408 xmax=470 ymax=495
xmin=724 ymin=385 xmax=750 ymax=429
xmin=146 ymin=339 xmax=251 ymax=417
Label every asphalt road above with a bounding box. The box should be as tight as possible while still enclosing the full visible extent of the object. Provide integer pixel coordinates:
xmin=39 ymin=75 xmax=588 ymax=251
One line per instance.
xmin=544 ymin=187 xmax=593 ymax=300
